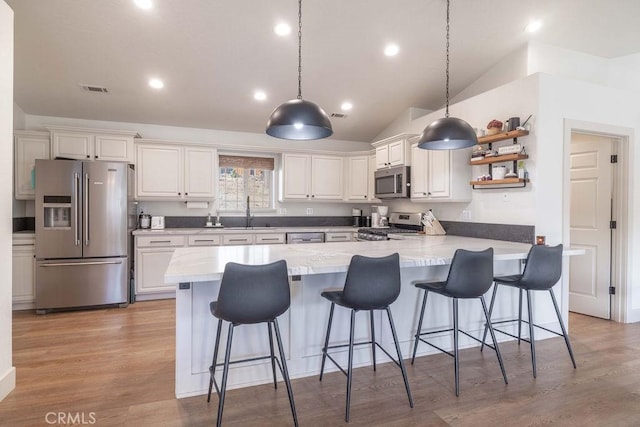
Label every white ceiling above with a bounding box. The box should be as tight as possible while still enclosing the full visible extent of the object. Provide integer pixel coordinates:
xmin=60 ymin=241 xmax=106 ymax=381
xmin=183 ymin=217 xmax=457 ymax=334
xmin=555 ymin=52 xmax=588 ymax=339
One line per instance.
xmin=8 ymin=0 xmax=640 ymax=142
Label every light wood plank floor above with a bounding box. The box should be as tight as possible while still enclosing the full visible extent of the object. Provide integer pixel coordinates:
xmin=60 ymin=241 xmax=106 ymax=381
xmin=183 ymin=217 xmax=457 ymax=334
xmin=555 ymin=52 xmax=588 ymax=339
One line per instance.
xmin=2 ymin=299 xmax=640 ymax=426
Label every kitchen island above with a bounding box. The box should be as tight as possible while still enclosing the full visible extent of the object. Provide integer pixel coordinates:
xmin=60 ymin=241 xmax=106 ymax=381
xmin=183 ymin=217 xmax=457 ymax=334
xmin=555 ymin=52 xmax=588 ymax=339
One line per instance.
xmin=165 ymin=236 xmax=582 ymax=398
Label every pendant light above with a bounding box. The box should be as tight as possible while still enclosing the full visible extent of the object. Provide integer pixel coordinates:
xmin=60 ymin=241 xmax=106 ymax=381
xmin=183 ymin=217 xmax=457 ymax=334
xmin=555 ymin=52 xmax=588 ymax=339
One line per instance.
xmin=266 ymin=0 xmax=332 ymax=140
xmin=418 ymin=0 xmax=477 ymax=150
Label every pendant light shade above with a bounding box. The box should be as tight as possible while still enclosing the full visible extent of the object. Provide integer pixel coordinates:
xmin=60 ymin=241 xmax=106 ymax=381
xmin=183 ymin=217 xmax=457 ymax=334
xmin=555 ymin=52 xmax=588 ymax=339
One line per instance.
xmin=417 ymin=117 xmax=477 ymax=150
xmin=265 ymin=0 xmax=332 ymax=140
xmin=418 ymin=0 xmax=477 ymax=150
xmin=266 ymin=99 xmax=333 ymax=140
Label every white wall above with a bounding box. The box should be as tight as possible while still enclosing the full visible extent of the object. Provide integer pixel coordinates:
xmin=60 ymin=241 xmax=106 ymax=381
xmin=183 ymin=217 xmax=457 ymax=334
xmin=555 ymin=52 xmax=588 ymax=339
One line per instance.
xmin=537 ymin=73 xmax=640 ymax=322
xmin=372 ymin=107 xmax=431 ymax=142
xmin=450 ymin=45 xmax=528 ymax=105
xmin=0 ymin=0 xmax=16 ymax=402
xmin=13 ymin=102 xmax=24 ymax=130
xmin=527 ymin=42 xmax=609 ymax=86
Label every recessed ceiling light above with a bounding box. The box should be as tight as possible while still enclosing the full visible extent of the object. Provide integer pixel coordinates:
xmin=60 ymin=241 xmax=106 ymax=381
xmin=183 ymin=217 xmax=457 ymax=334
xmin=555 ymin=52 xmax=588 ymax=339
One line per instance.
xmin=254 ymin=90 xmax=267 ymax=101
xmin=341 ymin=102 xmax=353 ymax=111
xmin=148 ymin=78 xmax=164 ymax=89
xmin=525 ymin=19 xmax=543 ymax=33
xmin=274 ymin=23 xmax=291 ymax=36
xmin=134 ymin=0 xmax=153 ymax=10
xmin=384 ymin=44 xmax=399 ymax=57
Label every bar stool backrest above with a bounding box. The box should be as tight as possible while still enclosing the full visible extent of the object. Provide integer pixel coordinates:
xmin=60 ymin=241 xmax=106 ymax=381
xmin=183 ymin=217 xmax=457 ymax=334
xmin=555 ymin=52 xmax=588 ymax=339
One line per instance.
xmin=342 ymin=253 xmax=401 ymax=310
xmin=214 ymin=260 xmax=290 ymax=324
xmin=519 ymin=244 xmax=563 ymax=290
xmin=444 ymin=248 xmax=494 ymax=298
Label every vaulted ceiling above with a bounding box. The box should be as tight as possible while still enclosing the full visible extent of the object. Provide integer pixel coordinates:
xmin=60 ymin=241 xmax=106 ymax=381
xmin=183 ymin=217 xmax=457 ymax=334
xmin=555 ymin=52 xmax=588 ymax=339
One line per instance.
xmin=8 ymin=0 xmax=640 ymax=142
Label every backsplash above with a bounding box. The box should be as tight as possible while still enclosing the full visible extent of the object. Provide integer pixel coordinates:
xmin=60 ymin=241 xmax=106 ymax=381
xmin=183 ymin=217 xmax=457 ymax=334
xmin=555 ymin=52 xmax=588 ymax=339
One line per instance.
xmin=440 ymin=221 xmax=534 ymax=244
xmin=165 ymin=216 xmax=353 ymax=228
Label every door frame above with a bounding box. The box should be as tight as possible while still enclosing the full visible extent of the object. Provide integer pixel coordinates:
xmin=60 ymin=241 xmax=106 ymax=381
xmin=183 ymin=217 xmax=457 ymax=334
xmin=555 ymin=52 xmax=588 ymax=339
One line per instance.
xmin=563 ymin=119 xmax=630 ymax=323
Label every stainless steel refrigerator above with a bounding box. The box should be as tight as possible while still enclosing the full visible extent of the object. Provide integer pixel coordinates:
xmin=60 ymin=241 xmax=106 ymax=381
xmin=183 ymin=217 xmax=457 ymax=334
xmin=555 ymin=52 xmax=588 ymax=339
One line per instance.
xmin=35 ymin=159 xmax=133 ymax=312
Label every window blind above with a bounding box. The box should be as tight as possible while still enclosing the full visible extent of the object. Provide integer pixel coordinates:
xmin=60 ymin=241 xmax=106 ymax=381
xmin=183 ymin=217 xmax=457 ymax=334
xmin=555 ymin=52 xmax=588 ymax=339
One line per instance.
xmin=218 ymin=155 xmax=275 ymax=171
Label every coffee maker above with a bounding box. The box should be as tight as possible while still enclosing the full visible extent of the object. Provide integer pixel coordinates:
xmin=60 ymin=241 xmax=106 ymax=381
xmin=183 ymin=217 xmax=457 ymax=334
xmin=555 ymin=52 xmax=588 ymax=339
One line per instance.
xmin=352 ymin=208 xmax=363 ymax=227
xmin=372 ymin=205 xmax=388 ymax=228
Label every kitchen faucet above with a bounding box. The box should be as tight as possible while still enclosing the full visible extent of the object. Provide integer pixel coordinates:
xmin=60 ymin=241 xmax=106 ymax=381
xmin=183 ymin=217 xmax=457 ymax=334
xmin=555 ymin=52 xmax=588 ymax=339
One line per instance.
xmin=246 ymin=195 xmax=253 ymax=228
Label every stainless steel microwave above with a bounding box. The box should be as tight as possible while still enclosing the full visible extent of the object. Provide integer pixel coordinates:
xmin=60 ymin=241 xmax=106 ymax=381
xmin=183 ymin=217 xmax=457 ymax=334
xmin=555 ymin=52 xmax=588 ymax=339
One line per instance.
xmin=374 ymin=165 xmax=410 ymax=199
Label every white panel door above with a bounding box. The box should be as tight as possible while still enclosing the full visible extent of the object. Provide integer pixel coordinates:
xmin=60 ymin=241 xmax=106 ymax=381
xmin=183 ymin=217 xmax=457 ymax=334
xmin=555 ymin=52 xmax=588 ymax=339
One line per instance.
xmin=387 ymin=140 xmax=405 ymax=166
xmin=52 ymin=132 xmax=93 ymax=160
xmin=282 ymin=153 xmax=311 ymax=199
xmin=375 ymin=146 xmax=389 ymax=169
xmin=94 ymin=135 xmax=133 ymax=162
xmin=12 ymin=245 xmax=35 ymax=304
xmin=427 ymin=149 xmax=451 ymax=198
xmin=367 ymin=155 xmax=380 ymax=202
xmin=311 ymin=155 xmax=343 ymax=200
xmin=569 ymin=133 xmax=612 ymax=319
xmin=136 ymin=248 xmax=177 ymax=294
xmin=14 ymin=132 xmax=50 ymax=199
xmin=184 ymin=146 xmax=215 ymax=199
xmin=346 ymin=156 xmax=369 ymax=201
xmin=410 ymin=144 xmax=428 ymax=198
xmin=136 ymin=144 xmax=182 ymax=198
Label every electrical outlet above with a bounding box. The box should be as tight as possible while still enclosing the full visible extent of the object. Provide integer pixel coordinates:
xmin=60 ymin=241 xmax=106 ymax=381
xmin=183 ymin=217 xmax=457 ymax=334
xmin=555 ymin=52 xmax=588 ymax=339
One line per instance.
xmin=306 ymin=208 xmax=313 ymax=215
xmin=462 ymin=210 xmax=472 ymax=220
xmin=278 ymin=207 xmax=287 ymax=215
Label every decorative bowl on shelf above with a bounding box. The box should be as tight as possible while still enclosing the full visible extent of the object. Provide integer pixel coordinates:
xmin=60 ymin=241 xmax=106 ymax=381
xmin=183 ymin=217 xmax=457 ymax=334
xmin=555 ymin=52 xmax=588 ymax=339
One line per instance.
xmin=486 ymin=127 xmax=501 ymax=135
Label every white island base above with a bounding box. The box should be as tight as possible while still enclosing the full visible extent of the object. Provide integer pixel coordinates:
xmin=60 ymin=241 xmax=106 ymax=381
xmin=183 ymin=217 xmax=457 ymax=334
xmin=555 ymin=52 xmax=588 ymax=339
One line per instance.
xmin=167 ymin=237 xmax=581 ymax=398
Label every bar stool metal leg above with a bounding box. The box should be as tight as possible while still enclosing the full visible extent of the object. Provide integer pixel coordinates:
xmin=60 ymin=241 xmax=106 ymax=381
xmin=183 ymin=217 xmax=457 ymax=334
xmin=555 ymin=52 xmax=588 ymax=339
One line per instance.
xmin=207 ymin=318 xmax=223 ymax=402
xmin=370 ymin=310 xmax=377 ymax=372
xmin=412 ymin=290 xmax=429 ymax=364
xmin=481 ymin=285 xmax=498 ymax=352
xmin=453 ymin=298 xmax=460 ymax=396
xmin=549 ymin=289 xmax=577 ymax=369
xmin=267 ymin=322 xmax=278 ymax=389
xmin=319 ymin=302 xmax=335 ymax=381
xmin=526 ymin=290 xmax=537 ymax=378
xmin=216 ymin=323 xmax=234 ymax=427
xmin=385 ymin=307 xmax=414 ymax=407
xmin=273 ymin=318 xmax=299 ymax=427
xmin=346 ymin=309 xmax=356 ymax=422
xmin=518 ymin=288 xmax=523 ymax=344
xmin=480 ymin=296 xmax=508 ymax=385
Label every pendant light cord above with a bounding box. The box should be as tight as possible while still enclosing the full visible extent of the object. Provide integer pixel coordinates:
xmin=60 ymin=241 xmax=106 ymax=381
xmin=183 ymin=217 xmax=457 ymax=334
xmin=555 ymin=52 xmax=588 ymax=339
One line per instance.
xmin=445 ymin=0 xmax=450 ymax=118
xmin=297 ymin=0 xmax=303 ymax=100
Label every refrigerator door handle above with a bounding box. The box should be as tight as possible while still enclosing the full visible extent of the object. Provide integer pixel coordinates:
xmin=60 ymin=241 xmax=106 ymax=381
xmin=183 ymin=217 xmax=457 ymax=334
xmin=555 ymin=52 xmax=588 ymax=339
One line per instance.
xmin=84 ymin=172 xmax=90 ymax=247
xmin=40 ymin=260 xmax=124 ymax=267
xmin=74 ymin=172 xmax=80 ymax=246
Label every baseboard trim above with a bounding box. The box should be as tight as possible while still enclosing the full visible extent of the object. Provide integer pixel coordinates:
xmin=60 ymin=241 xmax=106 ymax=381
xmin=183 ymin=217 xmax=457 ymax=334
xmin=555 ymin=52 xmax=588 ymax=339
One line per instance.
xmin=0 ymin=367 xmax=16 ymax=401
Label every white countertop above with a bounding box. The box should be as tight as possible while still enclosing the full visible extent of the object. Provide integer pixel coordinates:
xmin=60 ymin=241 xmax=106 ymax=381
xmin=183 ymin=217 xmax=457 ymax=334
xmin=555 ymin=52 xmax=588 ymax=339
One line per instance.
xmin=133 ymin=226 xmax=357 ymax=236
xmin=165 ymin=236 xmax=579 ymax=283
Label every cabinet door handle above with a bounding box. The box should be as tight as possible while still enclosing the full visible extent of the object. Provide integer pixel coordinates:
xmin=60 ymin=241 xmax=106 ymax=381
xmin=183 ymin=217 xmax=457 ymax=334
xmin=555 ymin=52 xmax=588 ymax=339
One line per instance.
xmin=311 ymin=194 xmax=315 ymax=198
xmin=178 ymin=192 xmax=181 ymax=196
xmin=260 ymin=238 xmax=280 ymax=241
xmin=185 ymin=192 xmax=188 ymax=195
xmin=306 ymin=194 xmax=309 ymax=198
xmin=194 ymin=239 xmax=215 ymax=243
xmin=228 ymin=238 xmax=249 ymax=242
xmin=86 ymin=155 xmax=90 ymax=159
xmin=150 ymin=240 xmax=171 ymax=244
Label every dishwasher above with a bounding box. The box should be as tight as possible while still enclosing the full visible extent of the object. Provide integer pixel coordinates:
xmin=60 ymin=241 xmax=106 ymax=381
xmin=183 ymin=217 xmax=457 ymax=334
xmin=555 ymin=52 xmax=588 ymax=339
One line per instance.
xmin=286 ymin=232 xmax=325 ymax=244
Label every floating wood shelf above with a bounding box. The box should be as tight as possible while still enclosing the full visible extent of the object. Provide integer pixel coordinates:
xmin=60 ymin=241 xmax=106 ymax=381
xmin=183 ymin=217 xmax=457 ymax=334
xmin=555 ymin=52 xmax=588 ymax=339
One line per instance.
xmin=470 ymin=178 xmax=529 ymax=189
xmin=469 ymin=154 xmax=529 ymax=166
xmin=477 ymin=129 xmax=529 ymax=145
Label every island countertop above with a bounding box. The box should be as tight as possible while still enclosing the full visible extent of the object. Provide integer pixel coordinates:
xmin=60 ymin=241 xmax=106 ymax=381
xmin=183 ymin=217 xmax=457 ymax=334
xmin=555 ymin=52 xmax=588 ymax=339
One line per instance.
xmin=165 ymin=235 xmax=556 ymax=284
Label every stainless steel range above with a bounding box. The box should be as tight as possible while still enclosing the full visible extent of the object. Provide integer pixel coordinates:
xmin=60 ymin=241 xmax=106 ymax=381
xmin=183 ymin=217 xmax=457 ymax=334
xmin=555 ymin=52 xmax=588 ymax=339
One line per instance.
xmin=357 ymin=212 xmax=423 ymax=241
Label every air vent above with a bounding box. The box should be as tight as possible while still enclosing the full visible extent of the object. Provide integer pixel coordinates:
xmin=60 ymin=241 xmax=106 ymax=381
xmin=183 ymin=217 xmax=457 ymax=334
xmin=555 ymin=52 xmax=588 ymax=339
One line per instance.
xmin=79 ymin=84 xmax=109 ymax=93
xmin=330 ymin=112 xmax=347 ymax=118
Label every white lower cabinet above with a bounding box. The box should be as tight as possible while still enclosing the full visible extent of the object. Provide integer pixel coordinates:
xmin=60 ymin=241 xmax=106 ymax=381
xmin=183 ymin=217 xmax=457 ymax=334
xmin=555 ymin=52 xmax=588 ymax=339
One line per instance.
xmin=12 ymin=239 xmax=36 ymax=310
xmin=135 ymin=235 xmax=186 ymax=299
xmin=325 ymin=232 xmax=353 ymax=242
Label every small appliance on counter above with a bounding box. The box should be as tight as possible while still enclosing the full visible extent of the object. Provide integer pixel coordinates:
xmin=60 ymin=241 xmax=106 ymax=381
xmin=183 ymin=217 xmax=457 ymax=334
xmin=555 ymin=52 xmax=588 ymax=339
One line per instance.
xmin=151 ymin=215 xmax=165 ymax=230
xmin=139 ymin=211 xmax=151 ymax=229
xmin=371 ymin=205 xmax=389 ymax=228
xmin=352 ymin=208 xmax=363 ymax=227
xmin=357 ymin=212 xmax=423 ymax=241
xmin=422 ymin=211 xmax=446 ymax=235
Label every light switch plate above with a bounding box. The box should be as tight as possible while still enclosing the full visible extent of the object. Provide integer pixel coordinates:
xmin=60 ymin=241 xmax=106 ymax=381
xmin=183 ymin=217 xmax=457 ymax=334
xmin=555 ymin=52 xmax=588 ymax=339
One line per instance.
xmin=306 ymin=208 xmax=313 ymax=215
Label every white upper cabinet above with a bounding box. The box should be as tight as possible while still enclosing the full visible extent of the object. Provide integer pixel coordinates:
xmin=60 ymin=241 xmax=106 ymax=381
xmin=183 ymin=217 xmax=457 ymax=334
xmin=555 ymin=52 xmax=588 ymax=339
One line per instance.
xmin=48 ymin=126 xmax=137 ymax=162
xmin=282 ymin=153 xmax=343 ymax=200
xmin=14 ymin=131 xmax=50 ymax=200
xmin=410 ymin=143 xmax=471 ymax=202
xmin=373 ymin=134 xmax=416 ymax=169
xmin=346 ymin=155 xmax=378 ymax=202
xmin=136 ymin=142 xmax=216 ymax=200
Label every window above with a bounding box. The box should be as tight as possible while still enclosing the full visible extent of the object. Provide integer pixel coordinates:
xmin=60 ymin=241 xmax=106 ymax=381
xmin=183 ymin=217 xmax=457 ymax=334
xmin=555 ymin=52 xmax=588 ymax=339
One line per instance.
xmin=218 ymin=155 xmax=275 ymax=210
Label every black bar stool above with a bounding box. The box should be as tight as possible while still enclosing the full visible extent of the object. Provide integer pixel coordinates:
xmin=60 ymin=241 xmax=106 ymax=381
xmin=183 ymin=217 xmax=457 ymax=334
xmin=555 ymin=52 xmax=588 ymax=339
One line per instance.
xmin=481 ymin=244 xmax=577 ymax=377
xmin=319 ymin=253 xmax=413 ymax=422
xmin=207 ymin=260 xmax=297 ymax=427
xmin=411 ymin=248 xmax=508 ymax=396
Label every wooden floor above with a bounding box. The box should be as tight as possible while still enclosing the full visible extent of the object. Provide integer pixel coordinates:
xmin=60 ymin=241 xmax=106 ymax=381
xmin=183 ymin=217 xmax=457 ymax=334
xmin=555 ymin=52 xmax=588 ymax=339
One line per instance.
xmin=2 ymin=300 xmax=640 ymax=426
